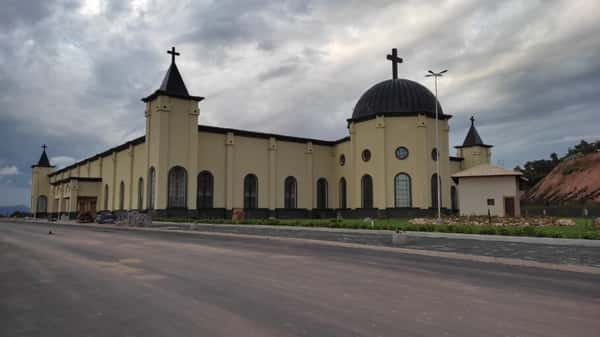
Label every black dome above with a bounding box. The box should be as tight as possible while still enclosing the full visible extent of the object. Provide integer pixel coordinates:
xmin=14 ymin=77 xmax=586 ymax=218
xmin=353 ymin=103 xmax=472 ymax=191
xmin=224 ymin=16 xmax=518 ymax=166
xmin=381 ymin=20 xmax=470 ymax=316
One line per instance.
xmin=351 ymin=79 xmax=449 ymax=122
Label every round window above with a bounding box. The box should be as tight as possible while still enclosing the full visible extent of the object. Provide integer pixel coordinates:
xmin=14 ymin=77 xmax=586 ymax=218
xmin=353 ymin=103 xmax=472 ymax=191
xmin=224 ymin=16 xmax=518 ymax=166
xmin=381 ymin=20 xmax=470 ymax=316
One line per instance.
xmin=339 ymin=154 xmax=346 ymax=166
xmin=395 ymin=146 xmax=409 ymax=160
xmin=361 ymin=149 xmax=371 ymax=162
xmin=431 ymin=148 xmax=439 ymax=161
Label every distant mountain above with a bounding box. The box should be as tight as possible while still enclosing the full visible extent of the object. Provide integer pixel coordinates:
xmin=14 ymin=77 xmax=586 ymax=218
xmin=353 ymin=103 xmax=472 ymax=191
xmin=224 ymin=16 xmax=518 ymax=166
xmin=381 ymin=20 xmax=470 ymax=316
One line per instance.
xmin=525 ymin=152 xmax=600 ymax=203
xmin=0 ymin=205 xmax=30 ymax=216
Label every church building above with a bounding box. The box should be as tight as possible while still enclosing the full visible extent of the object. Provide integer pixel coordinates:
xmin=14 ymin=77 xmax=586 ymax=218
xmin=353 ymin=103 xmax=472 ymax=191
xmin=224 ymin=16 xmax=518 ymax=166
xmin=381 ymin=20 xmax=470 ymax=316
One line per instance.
xmin=31 ymin=47 xmax=513 ymax=219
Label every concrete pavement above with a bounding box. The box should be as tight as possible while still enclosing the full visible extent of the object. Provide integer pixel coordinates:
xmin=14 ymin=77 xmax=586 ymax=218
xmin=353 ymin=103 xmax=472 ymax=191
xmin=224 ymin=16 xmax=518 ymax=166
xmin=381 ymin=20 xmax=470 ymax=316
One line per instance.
xmin=1 ymin=221 xmax=599 ymax=337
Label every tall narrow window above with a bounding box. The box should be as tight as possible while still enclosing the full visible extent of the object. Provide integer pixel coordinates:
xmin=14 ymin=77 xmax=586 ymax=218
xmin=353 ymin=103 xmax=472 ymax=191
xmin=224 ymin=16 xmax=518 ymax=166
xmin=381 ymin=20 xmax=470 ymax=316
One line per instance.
xmin=284 ymin=176 xmax=297 ymax=209
xmin=394 ymin=173 xmax=412 ymax=207
xmin=431 ymin=174 xmax=441 ymax=209
xmin=339 ymin=177 xmax=347 ymax=209
xmin=119 ymin=181 xmax=125 ymax=210
xmin=37 ymin=195 xmax=48 ymax=213
xmin=451 ymin=185 xmax=458 ymax=211
xmin=137 ymin=177 xmax=144 ymax=210
xmin=168 ymin=166 xmax=188 ymax=208
xmin=244 ymin=174 xmax=258 ymax=209
xmin=316 ymin=178 xmax=328 ymax=209
xmin=197 ymin=171 xmax=214 ymax=209
xmin=361 ymin=175 xmax=373 ymax=208
xmin=104 ymin=184 xmax=109 ymax=210
xmin=147 ymin=167 xmax=156 ymax=210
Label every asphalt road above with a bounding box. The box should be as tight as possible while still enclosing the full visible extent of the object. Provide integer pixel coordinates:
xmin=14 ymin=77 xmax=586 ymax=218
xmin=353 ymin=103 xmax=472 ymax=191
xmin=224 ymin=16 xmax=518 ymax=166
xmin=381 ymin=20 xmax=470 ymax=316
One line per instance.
xmin=1 ymin=221 xmax=599 ymax=337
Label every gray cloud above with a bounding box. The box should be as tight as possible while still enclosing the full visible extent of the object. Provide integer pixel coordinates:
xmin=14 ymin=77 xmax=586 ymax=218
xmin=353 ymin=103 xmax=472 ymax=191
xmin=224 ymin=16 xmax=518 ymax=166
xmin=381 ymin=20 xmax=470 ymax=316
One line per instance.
xmin=1 ymin=0 xmax=600 ymax=205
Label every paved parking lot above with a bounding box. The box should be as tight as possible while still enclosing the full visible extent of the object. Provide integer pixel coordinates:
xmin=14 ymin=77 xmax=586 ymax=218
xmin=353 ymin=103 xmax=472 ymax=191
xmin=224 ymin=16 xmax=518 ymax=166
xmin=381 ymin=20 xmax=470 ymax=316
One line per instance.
xmin=2 ymin=221 xmax=600 ymax=337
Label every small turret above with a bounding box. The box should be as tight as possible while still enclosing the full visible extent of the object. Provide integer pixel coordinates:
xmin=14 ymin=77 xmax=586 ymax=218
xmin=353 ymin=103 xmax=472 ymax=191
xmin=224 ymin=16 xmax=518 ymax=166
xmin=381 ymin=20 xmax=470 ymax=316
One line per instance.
xmin=31 ymin=145 xmax=54 ymax=217
xmin=455 ymin=116 xmax=493 ymax=169
xmin=33 ymin=144 xmax=52 ymax=168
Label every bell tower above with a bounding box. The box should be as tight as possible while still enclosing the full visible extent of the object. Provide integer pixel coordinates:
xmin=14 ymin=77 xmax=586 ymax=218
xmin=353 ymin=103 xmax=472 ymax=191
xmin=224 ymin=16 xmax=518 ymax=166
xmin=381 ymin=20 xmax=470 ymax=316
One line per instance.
xmin=455 ymin=116 xmax=492 ymax=169
xmin=31 ymin=144 xmax=54 ymax=217
xmin=142 ymin=47 xmax=204 ymax=212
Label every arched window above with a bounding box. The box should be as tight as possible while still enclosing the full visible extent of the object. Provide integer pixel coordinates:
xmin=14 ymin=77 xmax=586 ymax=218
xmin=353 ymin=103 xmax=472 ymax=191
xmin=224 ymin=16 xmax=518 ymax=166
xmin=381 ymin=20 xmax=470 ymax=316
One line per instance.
xmin=168 ymin=166 xmax=188 ymax=208
xmin=361 ymin=175 xmax=373 ymax=208
xmin=119 ymin=181 xmax=125 ymax=210
xmin=244 ymin=174 xmax=258 ymax=209
xmin=451 ymin=185 xmax=458 ymax=211
xmin=284 ymin=176 xmax=297 ymax=209
xmin=147 ymin=167 xmax=156 ymax=210
xmin=339 ymin=177 xmax=347 ymax=209
xmin=104 ymin=184 xmax=109 ymax=210
xmin=37 ymin=195 xmax=48 ymax=213
xmin=394 ymin=173 xmax=412 ymax=207
xmin=197 ymin=171 xmax=214 ymax=209
xmin=431 ymin=174 xmax=442 ymax=208
xmin=316 ymin=178 xmax=328 ymax=209
xmin=137 ymin=177 xmax=144 ymax=210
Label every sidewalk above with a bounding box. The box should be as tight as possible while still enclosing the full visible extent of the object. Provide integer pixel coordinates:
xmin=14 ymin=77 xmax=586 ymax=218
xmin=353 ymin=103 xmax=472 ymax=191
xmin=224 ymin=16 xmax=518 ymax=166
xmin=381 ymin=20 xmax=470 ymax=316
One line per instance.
xmin=22 ymin=218 xmax=600 ymax=269
xmin=156 ymin=221 xmax=600 ymax=247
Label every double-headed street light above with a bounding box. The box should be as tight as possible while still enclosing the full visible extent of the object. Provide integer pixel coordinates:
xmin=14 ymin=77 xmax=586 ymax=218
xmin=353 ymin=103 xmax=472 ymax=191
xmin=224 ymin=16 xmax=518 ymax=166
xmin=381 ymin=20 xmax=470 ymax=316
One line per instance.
xmin=426 ymin=69 xmax=447 ymax=223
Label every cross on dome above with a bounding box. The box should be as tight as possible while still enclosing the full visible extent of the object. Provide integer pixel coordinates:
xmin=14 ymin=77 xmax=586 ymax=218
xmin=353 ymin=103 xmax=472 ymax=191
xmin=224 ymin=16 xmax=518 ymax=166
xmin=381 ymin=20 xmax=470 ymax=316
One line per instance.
xmin=386 ymin=48 xmax=403 ymax=80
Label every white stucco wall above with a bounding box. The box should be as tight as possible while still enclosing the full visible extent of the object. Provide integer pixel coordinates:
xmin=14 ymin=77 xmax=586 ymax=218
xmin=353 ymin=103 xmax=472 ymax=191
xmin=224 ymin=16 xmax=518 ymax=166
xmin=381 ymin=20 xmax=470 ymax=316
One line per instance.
xmin=457 ymin=176 xmax=520 ymax=217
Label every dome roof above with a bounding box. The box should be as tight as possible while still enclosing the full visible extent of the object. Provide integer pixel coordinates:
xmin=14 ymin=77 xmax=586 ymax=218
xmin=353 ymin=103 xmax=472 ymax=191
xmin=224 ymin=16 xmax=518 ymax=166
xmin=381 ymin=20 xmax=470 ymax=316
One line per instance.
xmin=351 ymin=79 xmax=450 ymax=122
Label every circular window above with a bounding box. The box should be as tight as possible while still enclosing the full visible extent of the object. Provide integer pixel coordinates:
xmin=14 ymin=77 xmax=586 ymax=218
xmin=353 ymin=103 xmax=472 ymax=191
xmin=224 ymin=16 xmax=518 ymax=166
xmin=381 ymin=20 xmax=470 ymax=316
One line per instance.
xmin=431 ymin=148 xmax=439 ymax=161
xmin=361 ymin=149 xmax=371 ymax=162
xmin=339 ymin=154 xmax=346 ymax=166
xmin=395 ymin=146 xmax=409 ymax=160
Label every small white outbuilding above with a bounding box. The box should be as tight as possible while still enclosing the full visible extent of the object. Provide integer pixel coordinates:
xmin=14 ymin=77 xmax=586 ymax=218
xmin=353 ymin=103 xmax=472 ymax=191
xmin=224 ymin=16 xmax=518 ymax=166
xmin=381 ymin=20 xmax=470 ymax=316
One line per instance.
xmin=452 ymin=164 xmax=523 ymax=217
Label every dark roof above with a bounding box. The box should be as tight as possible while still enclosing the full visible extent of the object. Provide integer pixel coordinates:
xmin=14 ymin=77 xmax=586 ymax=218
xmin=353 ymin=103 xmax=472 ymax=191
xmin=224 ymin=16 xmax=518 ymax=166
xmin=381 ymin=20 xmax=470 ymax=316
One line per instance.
xmin=142 ymin=62 xmax=204 ymax=102
xmin=48 ymin=126 xmax=351 ymax=178
xmin=32 ymin=149 xmax=53 ymax=168
xmin=48 ymin=136 xmax=145 ymax=177
xmin=198 ymin=125 xmax=350 ymax=146
xmin=455 ymin=118 xmax=492 ymax=148
xmin=50 ymin=177 xmax=102 ymax=186
xmin=350 ymin=79 xmax=451 ymax=123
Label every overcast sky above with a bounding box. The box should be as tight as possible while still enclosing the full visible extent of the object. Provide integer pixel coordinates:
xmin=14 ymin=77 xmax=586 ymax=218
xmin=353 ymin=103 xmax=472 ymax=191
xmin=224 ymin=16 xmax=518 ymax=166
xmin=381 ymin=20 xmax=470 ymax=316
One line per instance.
xmin=1 ymin=0 xmax=599 ymax=206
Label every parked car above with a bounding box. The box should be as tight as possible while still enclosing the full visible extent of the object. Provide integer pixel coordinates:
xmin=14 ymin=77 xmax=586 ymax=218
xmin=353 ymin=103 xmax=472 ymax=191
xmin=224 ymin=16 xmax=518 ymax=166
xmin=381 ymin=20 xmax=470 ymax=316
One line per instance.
xmin=77 ymin=212 xmax=94 ymax=223
xmin=95 ymin=211 xmax=116 ymax=224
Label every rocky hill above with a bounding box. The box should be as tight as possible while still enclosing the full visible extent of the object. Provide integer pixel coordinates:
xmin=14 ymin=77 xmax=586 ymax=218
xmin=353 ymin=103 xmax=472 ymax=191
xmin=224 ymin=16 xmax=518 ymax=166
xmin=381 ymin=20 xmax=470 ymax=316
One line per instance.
xmin=526 ymin=152 xmax=600 ymax=203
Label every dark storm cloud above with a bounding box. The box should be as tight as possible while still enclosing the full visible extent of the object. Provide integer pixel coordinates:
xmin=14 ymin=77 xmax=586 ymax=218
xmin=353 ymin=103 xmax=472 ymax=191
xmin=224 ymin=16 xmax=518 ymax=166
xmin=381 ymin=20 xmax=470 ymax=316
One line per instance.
xmin=1 ymin=0 xmax=600 ymax=205
xmin=0 ymin=0 xmax=51 ymax=28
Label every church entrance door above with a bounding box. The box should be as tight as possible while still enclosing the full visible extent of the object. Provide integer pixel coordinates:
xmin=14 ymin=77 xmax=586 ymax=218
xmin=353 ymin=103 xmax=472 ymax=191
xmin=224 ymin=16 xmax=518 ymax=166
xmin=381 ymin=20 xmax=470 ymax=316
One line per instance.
xmin=504 ymin=197 xmax=515 ymax=217
xmin=77 ymin=197 xmax=98 ymax=216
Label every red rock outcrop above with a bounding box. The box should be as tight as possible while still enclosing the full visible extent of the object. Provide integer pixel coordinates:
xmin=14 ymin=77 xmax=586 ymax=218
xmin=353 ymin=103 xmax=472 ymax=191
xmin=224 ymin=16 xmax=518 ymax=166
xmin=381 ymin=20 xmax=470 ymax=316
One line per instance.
xmin=526 ymin=152 xmax=600 ymax=203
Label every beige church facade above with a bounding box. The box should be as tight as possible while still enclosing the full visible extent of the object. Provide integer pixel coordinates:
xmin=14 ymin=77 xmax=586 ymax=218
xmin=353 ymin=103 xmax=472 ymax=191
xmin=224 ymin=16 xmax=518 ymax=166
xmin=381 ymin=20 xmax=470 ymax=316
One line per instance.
xmin=31 ymin=48 xmax=507 ymax=219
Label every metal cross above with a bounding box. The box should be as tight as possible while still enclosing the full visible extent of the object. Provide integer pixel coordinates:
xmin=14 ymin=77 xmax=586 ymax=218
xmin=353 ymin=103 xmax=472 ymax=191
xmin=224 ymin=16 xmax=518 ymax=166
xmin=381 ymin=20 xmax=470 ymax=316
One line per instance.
xmin=386 ymin=48 xmax=403 ymax=80
xmin=42 ymin=144 xmax=47 ymax=151
xmin=470 ymin=116 xmax=475 ymax=125
xmin=167 ymin=46 xmax=180 ymax=64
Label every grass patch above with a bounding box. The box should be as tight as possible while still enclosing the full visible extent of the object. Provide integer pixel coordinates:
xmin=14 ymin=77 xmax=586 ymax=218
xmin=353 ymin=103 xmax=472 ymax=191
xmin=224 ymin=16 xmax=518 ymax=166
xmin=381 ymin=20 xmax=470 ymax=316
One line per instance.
xmin=154 ymin=217 xmax=599 ymax=240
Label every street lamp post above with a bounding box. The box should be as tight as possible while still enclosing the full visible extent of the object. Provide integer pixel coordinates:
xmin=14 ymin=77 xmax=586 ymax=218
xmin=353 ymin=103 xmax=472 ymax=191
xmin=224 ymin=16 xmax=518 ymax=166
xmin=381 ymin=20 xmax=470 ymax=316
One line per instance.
xmin=426 ymin=69 xmax=447 ymax=223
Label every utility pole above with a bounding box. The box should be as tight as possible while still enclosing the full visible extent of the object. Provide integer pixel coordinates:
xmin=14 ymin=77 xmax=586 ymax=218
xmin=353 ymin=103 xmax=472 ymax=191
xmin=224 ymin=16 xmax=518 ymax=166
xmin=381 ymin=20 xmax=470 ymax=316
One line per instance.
xmin=426 ymin=69 xmax=447 ymax=223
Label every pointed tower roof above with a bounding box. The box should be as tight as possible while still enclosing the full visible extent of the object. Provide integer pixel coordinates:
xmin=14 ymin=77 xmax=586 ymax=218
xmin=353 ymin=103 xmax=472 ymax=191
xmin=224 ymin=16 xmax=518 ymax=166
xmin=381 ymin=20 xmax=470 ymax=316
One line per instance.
xmin=32 ymin=145 xmax=54 ymax=168
xmin=142 ymin=47 xmax=204 ymax=103
xmin=455 ymin=116 xmax=493 ymax=148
